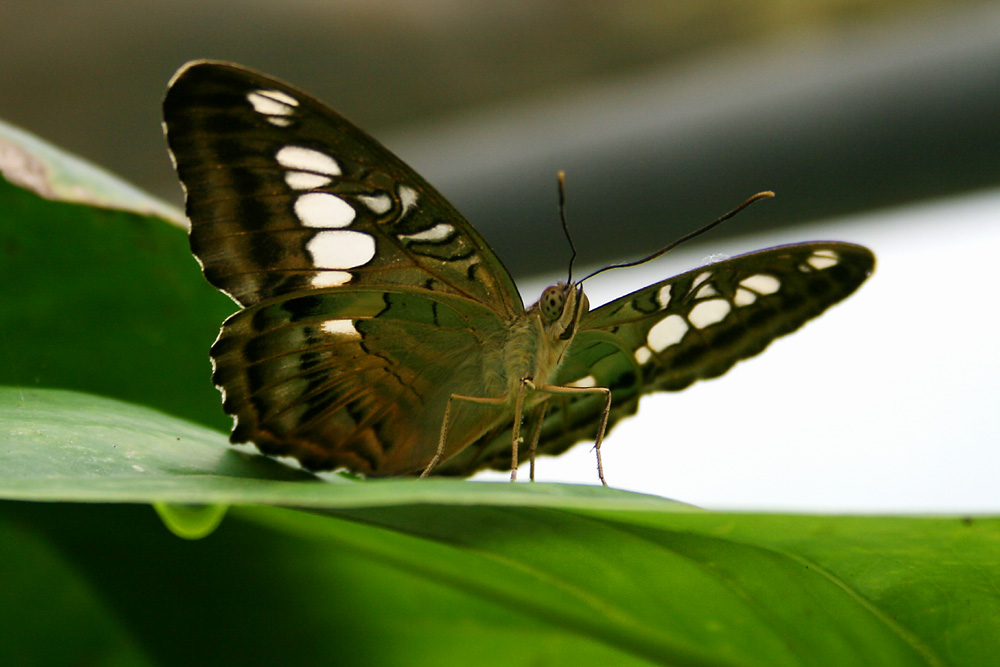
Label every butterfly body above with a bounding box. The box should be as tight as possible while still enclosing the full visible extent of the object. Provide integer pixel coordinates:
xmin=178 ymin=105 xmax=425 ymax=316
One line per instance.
xmin=164 ymin=61 xmax=874 ymax=481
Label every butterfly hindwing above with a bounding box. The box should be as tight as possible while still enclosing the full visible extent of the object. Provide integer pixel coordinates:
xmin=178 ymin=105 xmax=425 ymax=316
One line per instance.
xmin=164 ymin=61 xmax=523 ymax=316
xmin=211 ymin=286 xmax=511 ymax=475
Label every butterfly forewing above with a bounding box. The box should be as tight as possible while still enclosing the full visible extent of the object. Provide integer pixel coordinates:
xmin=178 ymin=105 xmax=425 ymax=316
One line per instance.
xmin=210 ymin=287 xmax=510 ymax=474
xmin=579 ymin=242 xmax=875 ymax=390
xmin=164 ymin=61 xmax=522 ymax=315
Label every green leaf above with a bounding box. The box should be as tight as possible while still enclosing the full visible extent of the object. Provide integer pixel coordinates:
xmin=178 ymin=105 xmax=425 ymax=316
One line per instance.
xmin=0 ymin=120 xmax=233 ymax=431
xmin=0 ymin=511 xmax=153 ymax=666
xmin=0 ymin=119 xmax=184 ymax=223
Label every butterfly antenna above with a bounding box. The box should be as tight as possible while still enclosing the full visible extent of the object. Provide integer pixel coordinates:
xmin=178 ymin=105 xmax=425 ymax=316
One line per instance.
xmin=580 ymin=191 xmax=775 ymax=282
xmin=557 ymin=171 xmax=579 ymax=285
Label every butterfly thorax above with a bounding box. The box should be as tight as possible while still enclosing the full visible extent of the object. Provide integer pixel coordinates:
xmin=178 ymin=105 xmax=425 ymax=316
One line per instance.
xmin=494 ymin=283 xmax=589 ymax=403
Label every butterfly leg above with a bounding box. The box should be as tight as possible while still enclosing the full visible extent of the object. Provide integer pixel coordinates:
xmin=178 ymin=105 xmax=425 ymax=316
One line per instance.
xmin=536 ymin=384 xmax=612 ymax=487
xmin=507 ymin=378 xmax=534 ymax=482
xmin=504 ymin=377 xmax=556 ymax=483
xmin=420 ymin=392 xmax=508 ymax=478
xmin=525 ymin=402 xmax=548 ymax=482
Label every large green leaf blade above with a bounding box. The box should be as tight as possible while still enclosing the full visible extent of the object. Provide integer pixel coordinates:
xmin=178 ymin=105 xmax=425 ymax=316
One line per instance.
xmin=8 ymin=497 xmax=981 ymax=667
xmin=0 ymin=120 xmax=233 ymax=430
xmin=0 ymin=512 xmax=153 ymax=667
xmin=320 ymin=505 xmax=942 ymax=666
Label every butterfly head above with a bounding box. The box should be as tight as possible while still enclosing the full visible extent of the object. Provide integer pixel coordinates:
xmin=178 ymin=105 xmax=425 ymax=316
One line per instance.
xmin=532 ymin=282 xmax=589 ymax=343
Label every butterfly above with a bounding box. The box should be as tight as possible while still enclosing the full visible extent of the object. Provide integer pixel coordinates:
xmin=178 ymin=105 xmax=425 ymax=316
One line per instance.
xmin=163 ymin=61 xmax=874 ymax=485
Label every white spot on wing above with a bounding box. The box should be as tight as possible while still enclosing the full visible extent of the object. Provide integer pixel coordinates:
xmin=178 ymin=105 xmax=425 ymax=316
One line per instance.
xmin=566 ymin=375 xmax=597 ymax=388
xmin=657 ymin=285 xmax=671 ymax=308
xmin=398 ymin=184 xmax=419 ymax=215
xmin=740 ymin=274 xmax=781 ymax=295
xmin=647 ymin=315 xmax=688 ymax=352
xmin=635 ymin=346 xmax=652 ymax=364
xmin=269 ymin=91 xmax=298 ymax=106
xmin=695 ymin=283 xmax=719 ymax=299
xmin=247 ymin=90 xmax=298 ymax=116
xmin=734 ymin=288 xmax=757 ymax=307
xmin=247 ymin=90 xmax=298 ymax=127
xmin=321 ymin=319 xmax=361 ymax=338
xmin=284 ymin=171 xmax=332 ymax=190
xmin=276 ymin=146 xmax=341 ymax=176
xmin=399 ymin=223 xmax=454 ymax=243
xmin=807 ymin=250 xmax=840 ymax=270
xmin=691 ymin=272 xmax=712 ymax=291
xmin=357 ymin=193 xmax=392 ymax=215
xmin=689 ymin=299 xmax=731 ymax=329
xmin=295 ymin=193 xmax=355 ymax=228
xmin=311 ymin=271 xmax=352 ymax=287
xmin=250 ymin=89 xmax=298 ymax=108
xmin=307 ymin=231 xmax=375 ymax=269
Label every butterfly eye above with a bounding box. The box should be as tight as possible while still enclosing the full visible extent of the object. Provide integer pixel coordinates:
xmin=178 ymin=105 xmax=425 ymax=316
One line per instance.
xmin=539 ymin=286 xmax=566 ymax=322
